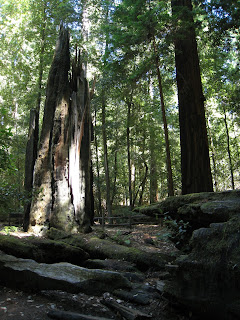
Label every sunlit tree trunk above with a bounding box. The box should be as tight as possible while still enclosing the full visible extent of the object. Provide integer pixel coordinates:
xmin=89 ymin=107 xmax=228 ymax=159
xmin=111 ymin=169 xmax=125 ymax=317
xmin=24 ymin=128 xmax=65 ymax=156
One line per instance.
xmin=138 ymin=162 xmax=148 ymax=206
xmin=23 ymin=3 xmax=47 ymax=231
xmin=101 ymin=93 xmax=112 ymax=218
xmin=152 ymin=37 xmax=174 ymax=197
xmin=223 ymin=106 xmax=235 ymax=189
xmin=94 ymin=106 xmax=103 ymax=217
xmin=111 ymin=137 xmax=118 ymax=206
xmin=149 ymin=125 xmax=158 ymax=203
xmin=206 ymin=115 xmax=218 ymax=191
xmin=127 ymin=101 xmax=133 ymax=209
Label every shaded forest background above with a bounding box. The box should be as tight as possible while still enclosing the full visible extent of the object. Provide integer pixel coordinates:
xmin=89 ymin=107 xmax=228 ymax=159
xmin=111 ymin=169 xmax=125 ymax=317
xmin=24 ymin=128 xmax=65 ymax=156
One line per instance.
xmin=0 ymin=0 xmax=239 ymax=219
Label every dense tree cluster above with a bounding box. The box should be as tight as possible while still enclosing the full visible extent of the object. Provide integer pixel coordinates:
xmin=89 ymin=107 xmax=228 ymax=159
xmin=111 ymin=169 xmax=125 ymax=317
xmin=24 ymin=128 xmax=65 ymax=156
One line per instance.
xmin=0 ymin=0 xmax=239 ymax=220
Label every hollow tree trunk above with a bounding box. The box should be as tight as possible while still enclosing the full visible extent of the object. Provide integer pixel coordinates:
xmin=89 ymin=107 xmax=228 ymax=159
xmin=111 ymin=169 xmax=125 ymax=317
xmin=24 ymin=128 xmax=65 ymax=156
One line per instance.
xmin=28 ymin=27 xmax=93 ymax=234
xmin=171 ymin=0 xmax=213 ymax=194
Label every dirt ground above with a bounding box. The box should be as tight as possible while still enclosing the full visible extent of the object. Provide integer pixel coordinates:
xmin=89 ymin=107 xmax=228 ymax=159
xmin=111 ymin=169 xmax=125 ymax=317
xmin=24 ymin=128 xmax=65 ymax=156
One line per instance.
xmin=0 ymin=224 xmax=191 ymax=320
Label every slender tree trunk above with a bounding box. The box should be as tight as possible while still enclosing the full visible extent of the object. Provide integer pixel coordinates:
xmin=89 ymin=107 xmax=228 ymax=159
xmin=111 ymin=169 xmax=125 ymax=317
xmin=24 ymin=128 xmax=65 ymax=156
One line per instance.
xmin=94 ymin=106 xmax=103 ymax=217
xmin=138 ymin=163 xmax=148 ymax=207
xmin=28 ymin=27 xmax=93 ymax=234
xmin=152 ymin=37 xmax=174 ymax=197
xmin=23 ymin=4 xmax=46 ymax=231
xmin=23 ymin=110 xmax=39 ymax=231
xmin=206 ymin=115 xmax=218 ymax=191
xmin=127 ymin=101 xmax=133 ymax=209
xmin=149 ymin=125 xmax=158 ymax=203
xmin=223 ymin=106 xmax=235 ymax=189
xmin=111 ymin=142 xmax=118 ymax=206
xmin=171 ymin=0 xmax=213 ymax=194
xmin=101 ymin=93 xmax=112 ymax=218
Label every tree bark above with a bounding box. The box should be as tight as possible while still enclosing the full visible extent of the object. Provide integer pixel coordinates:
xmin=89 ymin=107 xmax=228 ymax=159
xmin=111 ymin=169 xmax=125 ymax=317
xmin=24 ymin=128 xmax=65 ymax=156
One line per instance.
xmin=171 ymin=0 xmax=213 ymax=194
xmin=28 ymin=27 xmax=93 ymax=234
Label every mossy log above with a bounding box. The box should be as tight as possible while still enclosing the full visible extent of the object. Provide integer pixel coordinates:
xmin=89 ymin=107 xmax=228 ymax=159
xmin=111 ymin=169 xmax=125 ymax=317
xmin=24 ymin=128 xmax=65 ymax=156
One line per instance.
xmin=0 ymin=234 xmax=89 ymax=265
xmin=47 ymin=229 xmax=174 ymax=271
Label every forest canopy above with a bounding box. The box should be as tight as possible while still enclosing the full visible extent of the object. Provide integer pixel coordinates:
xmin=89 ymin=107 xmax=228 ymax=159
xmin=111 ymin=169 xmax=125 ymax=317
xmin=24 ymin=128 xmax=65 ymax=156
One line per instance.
xmin=0 ymin=0 xmax=239 ymax=219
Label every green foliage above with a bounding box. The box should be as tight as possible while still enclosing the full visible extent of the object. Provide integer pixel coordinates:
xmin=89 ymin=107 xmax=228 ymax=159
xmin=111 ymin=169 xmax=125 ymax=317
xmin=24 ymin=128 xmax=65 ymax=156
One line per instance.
xmin=1 ymin=226 xmax=19 ymax=235
xmin=109 ymin=230 xmax=132 ymax=247
xmin=0 ymin=0 xmax=239 ymax=214
xmin=164 ymin=216 xmax=190 ymax=248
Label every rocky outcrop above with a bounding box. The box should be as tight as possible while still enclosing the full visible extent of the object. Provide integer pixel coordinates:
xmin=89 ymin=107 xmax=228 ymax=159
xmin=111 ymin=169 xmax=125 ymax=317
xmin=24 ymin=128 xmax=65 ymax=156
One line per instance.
xmin=158 ymin=191 xmax=240 ymax=319
xmin=0 ymin=251 xmax=131 ymax=295
xmin=136 ymin=190 xmax=240 ymax=250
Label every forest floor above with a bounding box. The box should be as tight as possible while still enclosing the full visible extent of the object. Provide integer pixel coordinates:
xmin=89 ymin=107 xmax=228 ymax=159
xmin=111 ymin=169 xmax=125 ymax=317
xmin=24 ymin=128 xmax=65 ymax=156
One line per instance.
xmin=0 ymin=223 xmax=192 ymax=320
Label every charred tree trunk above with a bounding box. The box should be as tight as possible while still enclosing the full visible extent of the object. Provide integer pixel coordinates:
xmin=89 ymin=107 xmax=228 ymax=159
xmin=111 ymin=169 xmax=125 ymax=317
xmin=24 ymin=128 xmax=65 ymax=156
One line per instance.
xmin=28 ymin=27 xmax=93 ymax=234
xmin=171 ymin=0 xmax=213 ymax=195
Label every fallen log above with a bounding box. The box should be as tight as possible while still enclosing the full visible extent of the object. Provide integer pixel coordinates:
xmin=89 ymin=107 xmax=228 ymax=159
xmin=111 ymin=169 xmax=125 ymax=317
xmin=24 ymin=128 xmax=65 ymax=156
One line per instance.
xmin=101 ymin=298 xmax=152 ymax=320
xmin=47 ymin=229 xmax=174 ymax=271
xmin=0 ymin=234 xmax=89 ymax=265
xmin=48 ymin=310 xmax=112 ymax=320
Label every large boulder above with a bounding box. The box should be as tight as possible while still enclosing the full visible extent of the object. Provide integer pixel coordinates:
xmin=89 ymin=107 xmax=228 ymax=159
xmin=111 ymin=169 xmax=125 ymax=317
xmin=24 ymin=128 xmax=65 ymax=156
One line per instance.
xmin=0 ymin=251 xmax=131 ymax=295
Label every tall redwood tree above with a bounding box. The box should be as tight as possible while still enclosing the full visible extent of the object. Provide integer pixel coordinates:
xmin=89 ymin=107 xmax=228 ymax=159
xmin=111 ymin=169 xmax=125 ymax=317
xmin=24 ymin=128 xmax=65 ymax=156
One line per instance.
xmin=171 ymin=0 xmax=213 ymax=194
